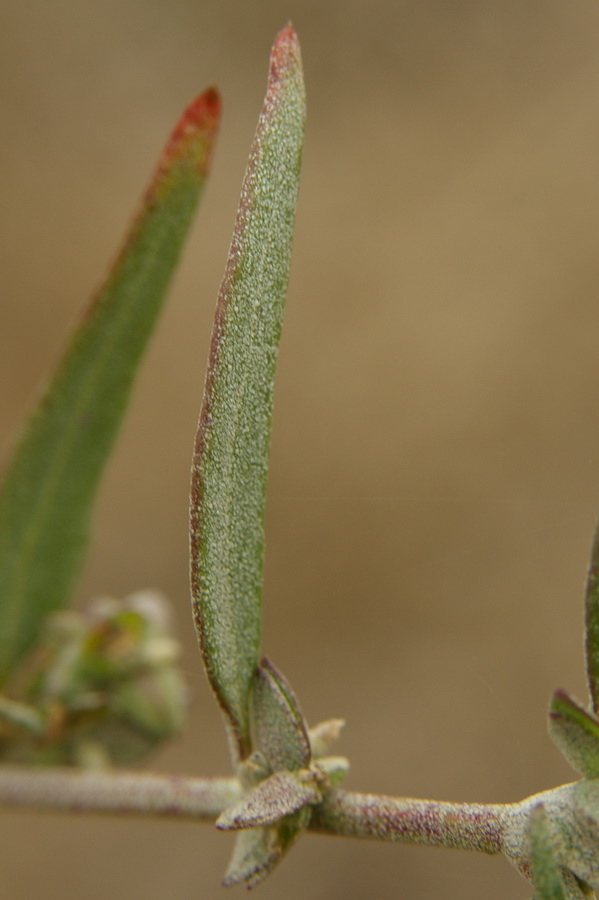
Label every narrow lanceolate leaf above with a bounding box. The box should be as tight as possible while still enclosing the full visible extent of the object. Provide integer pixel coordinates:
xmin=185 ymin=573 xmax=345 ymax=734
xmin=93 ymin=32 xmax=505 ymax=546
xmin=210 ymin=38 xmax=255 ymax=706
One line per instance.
xmin=528 ymin=804 xmax=567 ymax=900
xmin=190 ymin=25 xmax=305 ymax=762
xmin=584 ymin=517 xmax=599 ymax=713
xmin=251 ymin=658 xmax=311 ymax=773
xmin=548 ymin=689 xmax=599 ymax=779
xmin=0 ymin=90 xmax=221 ymax=684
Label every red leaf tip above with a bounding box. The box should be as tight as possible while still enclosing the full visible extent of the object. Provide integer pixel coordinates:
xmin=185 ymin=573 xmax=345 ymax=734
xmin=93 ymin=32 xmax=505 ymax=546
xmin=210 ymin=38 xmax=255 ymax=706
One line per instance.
xmin=153 ymin=86 xmax=221 ymax=183
xmin=171 ymin=86 xmax=221 ymax=145
xmin=270 ymin=23 xmax=301 ymax=81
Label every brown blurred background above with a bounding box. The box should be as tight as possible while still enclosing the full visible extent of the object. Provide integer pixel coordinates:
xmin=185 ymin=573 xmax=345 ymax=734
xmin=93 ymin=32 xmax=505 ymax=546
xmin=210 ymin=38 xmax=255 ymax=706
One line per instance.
xmin=2 ymin=1 xmax=599 ymax=897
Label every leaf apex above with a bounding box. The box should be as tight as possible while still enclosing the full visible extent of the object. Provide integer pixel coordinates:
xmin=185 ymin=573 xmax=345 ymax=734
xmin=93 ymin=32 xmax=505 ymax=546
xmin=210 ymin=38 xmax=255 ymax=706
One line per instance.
xmin=153 ymin=86 xmax=221 ymax=185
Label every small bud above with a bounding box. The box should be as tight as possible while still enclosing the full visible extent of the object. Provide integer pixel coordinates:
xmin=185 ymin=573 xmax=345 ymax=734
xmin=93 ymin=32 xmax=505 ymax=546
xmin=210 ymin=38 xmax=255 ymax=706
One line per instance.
xmin=309 ymin=718 xmax=345 ymax=758
xmin=0 ymin=590 xmax=187 ymax=766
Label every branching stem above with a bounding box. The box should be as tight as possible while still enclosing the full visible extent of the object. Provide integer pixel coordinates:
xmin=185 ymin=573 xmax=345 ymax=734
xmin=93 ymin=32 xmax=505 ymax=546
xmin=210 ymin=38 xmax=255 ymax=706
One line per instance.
xmin=0 ymin=766 xmax=507 ymax=857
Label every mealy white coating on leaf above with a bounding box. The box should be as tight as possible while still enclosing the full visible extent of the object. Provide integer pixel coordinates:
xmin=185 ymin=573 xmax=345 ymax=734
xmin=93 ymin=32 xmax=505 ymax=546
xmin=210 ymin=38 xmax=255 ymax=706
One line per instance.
xmin=216 ymin=769 xmax=318 ymax=830
xmin=190 ymin=27 xmax=306 ymax=762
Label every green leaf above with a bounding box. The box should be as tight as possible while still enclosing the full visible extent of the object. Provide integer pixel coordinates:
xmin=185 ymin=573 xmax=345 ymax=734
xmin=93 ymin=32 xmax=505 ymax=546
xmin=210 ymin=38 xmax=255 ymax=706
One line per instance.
xmin=222 ymin=827 xmax=280 ymax=888
xmin=251 ymin=657 xmax=311 ymax=773
xmin=548 ymin=690 xmax=599 ymax=779
xmin=529 ymin=877 xmax=592 ymax=900
xmin=584 ymin=517 xmax=599 ymax=713
xmin=222 ymin=805 xmax=312 ymax=889
xmin=0 ymin=89 xmax=221 ymax=685
xmin=528 ymin=804 xmax=568 ymax=900
xmin=563 ymin=782 xmax=599 ymax=896
xmin=190 ymin=25 xmax=305 ymax=762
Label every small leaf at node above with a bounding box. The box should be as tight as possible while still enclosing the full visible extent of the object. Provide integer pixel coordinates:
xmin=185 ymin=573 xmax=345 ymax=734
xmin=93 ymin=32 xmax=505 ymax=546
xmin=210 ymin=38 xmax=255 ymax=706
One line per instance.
xmin=222 ymin=826 xmax=281 ymax=888
xmin=216 ymin=769 xmax=319 ymax=830
xmin=223 ymin=804 xmax=312 ymax=889
xmin=564 ymin=781 xmax=599 ymax=894
xmin=548 ymin=690 xmax=599 ymax=779
xmin=528 ymin=804 xmax=568 ymax=900
xmin=251 ymin=658 xmax=311 ymax=772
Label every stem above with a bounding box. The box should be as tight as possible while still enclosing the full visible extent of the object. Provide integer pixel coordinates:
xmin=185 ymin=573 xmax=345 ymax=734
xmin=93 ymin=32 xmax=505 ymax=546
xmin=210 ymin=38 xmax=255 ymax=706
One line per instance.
xmin=0 ymin=767 xmax=241 ymax=820
xmin=311 ymin=789 xmax=504 ymax=854
xmin=0 ymin=767 xmax=504 ymax=857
